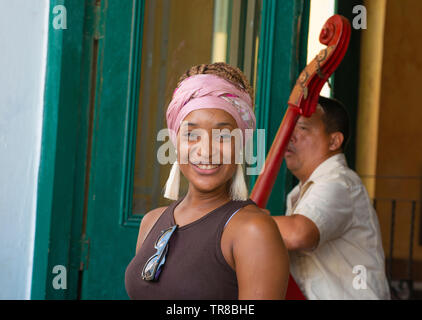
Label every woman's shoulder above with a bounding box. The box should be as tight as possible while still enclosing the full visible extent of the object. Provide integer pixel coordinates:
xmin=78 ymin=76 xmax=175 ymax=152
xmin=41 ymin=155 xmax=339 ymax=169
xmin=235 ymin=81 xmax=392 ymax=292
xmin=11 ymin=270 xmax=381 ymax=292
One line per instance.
xmin=230 ymin=202 xmax=277 ymax=233
xmin=141 ymin=205 xmax=170 ymax=229
xmin=135 ymin=205 xmax=169 ymax=254
xmin=239 ymin=201 xmax=271 ymax=218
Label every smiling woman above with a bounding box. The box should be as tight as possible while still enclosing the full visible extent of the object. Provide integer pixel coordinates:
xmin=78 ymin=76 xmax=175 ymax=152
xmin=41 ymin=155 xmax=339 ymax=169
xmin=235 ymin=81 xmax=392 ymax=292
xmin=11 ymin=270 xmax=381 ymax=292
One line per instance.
xmin=125 ymin=62 xmax=289 ymax=300
xmin=164 ymin=65 xmax=256 ymax=202
xmin=176 ymin=109 xmax=243 ymax=200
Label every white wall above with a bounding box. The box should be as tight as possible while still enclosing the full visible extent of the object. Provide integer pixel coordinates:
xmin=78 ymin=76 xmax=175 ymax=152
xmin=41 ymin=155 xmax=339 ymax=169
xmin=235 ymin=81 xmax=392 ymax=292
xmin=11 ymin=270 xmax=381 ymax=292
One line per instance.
xmin=0 ymin=0 xmax=49 ymax=299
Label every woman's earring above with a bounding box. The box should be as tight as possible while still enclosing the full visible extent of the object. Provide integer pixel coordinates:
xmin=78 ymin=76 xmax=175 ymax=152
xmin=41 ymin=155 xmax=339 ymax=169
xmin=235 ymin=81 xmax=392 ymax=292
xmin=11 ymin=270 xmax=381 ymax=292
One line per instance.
xmin=164 ymin=160 xmax=180 ymax=200
xmin=230 ymin=164 xmax=248 ymax=201
xmin=164 ymin=149 xmax=180 ymax=200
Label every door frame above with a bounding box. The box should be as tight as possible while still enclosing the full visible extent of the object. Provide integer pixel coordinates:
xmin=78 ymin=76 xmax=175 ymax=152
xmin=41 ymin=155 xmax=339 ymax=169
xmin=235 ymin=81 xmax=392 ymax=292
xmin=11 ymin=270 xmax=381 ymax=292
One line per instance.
xmin=31 ymin=0 xmax=102 ymax=299
xmin=332 ymin=0 xmax=363 ymax=171
xmin=251 ymin=0 xmax=310 ymax=214
xmin=32 ymin=0 xmax=311 ymax=299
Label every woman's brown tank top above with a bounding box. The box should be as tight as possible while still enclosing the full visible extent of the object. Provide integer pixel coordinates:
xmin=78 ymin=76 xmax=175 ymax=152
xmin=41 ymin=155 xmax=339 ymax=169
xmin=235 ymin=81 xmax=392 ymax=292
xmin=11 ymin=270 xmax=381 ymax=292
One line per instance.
xmin=125 ymin=196 xmax=256 ymax=300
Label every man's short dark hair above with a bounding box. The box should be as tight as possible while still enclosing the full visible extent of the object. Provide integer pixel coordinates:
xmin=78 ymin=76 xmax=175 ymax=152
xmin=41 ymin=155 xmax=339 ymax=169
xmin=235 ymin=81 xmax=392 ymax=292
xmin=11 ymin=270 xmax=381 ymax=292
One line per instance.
xmin=317 ymin=96 xmax=350 ymax=151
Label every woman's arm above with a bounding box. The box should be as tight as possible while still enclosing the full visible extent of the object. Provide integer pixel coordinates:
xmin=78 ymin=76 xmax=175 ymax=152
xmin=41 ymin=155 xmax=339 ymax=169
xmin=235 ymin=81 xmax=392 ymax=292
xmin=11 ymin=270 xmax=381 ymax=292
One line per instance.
xmin=231 ymin=210 xmax=289 ymax=299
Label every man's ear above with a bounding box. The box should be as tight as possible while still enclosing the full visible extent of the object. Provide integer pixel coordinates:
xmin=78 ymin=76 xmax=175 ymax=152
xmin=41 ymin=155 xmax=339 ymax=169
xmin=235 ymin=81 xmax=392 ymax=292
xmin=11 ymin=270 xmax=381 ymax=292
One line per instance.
xmin=329 ymin=132 xmax=344 ymax=151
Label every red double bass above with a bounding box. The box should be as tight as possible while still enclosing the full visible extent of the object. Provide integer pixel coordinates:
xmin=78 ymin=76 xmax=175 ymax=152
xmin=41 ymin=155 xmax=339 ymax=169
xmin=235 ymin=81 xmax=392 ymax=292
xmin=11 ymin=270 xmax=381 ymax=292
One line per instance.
xmin=250 ymin=15 xmax=351 ymax=299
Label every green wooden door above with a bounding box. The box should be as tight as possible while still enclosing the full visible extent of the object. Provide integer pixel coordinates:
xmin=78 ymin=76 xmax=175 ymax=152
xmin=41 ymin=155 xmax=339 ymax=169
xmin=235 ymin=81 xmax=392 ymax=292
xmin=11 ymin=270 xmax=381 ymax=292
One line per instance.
xmin=76 ymin=0 xmax=143 ymax=299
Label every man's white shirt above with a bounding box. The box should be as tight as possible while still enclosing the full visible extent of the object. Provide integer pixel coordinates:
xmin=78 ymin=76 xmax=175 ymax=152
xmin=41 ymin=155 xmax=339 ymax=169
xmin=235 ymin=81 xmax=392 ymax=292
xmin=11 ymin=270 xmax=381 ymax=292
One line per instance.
xmin=286 ymin=153 xmax=390 ymax=299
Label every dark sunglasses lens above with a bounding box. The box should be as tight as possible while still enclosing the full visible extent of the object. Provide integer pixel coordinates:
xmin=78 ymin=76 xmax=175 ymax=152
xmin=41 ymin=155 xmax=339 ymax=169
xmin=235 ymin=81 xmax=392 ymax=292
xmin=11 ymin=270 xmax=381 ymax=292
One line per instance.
xmin=142 ymin=255 xmax=159 ymax=280
xmin=154 ymin=255 xmax=166 ymax=281
xmin=155 ymin=226 xmax=177 ymax=249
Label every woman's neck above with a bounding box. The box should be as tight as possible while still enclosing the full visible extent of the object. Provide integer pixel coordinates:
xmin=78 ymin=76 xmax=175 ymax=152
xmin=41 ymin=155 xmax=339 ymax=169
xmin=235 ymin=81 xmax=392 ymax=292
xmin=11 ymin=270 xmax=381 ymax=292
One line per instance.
xmin=183 ymin=183 xmax=231 ymax=210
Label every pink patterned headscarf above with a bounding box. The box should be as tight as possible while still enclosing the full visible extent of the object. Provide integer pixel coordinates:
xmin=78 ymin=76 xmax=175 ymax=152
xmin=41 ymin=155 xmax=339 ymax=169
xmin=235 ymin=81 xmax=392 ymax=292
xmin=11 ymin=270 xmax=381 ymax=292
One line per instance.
xmin=166 ymin=74 xmax=256 ymax=146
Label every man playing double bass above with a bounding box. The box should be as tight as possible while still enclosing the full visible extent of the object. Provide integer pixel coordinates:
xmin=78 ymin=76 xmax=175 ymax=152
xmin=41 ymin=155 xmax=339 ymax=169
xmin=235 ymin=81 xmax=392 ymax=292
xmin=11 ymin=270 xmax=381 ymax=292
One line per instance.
xmin=272 ymin=96 xmax=390 ymax=300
